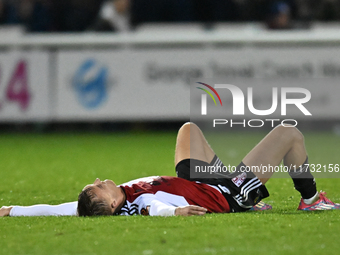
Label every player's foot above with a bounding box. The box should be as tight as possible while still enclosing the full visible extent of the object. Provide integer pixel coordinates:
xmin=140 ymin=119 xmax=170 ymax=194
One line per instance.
xmin=319 ymin=191 xmax=339 ymax=205
xmin=249 ymin=201 xmax=272 ymax=211
xmin=298 ymin=191 xmax=340 ymax=211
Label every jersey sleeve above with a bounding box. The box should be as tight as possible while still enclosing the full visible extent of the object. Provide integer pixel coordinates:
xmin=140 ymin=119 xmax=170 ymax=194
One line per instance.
xmin=149 ymin=200 xmax=176 ymax=216
xmin=146 ymin=191 xmax=190 ymax=216
xmin=119 ymin=191 xmax=190 ymax=216
xmin=9 ymin=202 xmax=78 ymax=217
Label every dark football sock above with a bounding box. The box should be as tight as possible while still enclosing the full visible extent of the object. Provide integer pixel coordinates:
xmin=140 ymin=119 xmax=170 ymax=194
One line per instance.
xmin=288 ymin=157 xmax=317 ymax=199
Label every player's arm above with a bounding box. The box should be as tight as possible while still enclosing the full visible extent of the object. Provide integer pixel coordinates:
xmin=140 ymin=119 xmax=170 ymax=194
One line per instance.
xmin=0 ymin=202 xmax=78 ymax=217
xmin=0 ymin=206 xmax=13 ymax=217
xmin=175 ymin=205 xmax=208 ymax=216
xmin=148 ymin=199 xmax=207 ymax=216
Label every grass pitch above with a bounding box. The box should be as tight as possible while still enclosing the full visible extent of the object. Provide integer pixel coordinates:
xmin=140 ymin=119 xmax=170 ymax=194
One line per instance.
xmin=0 ymin=129 xmax=340 ymax=255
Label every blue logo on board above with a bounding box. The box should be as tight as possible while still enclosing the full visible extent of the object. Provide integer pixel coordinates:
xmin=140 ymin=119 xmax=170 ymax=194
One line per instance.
xmin=73 ymin=59 xmax=108 ymax=109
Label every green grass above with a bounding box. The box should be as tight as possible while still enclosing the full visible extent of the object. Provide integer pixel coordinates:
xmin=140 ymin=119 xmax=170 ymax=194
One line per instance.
xmin=0 ymin=130 xmax=340 ymax=255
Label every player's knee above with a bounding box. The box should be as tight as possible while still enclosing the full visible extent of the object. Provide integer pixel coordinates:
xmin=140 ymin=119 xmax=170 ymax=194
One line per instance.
xmin=292 ymin=127 xmax=304 ymax=144
xmin=179 ymin=122 xmax=198 ymax=134
xmin=275 ymin=124 xmax=304 ymax=143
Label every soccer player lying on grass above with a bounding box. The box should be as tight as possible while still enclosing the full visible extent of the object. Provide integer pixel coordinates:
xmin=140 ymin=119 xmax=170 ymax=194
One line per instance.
xmin=1 ymin=122 xmax=339 ymax=217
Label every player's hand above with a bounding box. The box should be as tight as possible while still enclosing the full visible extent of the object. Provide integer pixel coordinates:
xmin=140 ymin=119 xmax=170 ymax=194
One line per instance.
xmin=175 ymin=205 xmax=207 ymax=216
xmin=0 ymin=206 xmax=13 ymax=217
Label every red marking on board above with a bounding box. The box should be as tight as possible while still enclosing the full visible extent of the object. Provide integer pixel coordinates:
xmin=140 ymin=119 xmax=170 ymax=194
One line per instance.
xmin=6 ymin=61 xmax=30 ymax=111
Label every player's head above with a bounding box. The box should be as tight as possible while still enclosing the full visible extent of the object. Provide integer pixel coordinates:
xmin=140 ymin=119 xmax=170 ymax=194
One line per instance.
xmin=77 ymin=178 xmax=124 ymax=217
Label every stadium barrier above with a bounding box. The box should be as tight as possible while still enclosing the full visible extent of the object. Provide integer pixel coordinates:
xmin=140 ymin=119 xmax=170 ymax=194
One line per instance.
xmin=0 ymin=24 xmax=340 ymax=122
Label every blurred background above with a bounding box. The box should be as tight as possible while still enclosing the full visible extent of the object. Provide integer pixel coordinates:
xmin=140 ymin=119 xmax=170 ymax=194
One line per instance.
xmin=1 ymin=4 xmax=340 ymax=253
xmin=1 ymin=0 xmax=340 ymax=32
xmin=0 ymin=0 xmax=340 ymax=132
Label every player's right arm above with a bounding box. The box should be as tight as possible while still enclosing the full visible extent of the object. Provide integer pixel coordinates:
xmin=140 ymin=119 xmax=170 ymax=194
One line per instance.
xmin=148 ymin=199 xmax=207 ymax=216
xmin=175 ymin=205 xmax=207 ymax=216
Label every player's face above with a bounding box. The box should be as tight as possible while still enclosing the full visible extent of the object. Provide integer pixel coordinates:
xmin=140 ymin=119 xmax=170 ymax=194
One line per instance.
xmin=83 ymin=178 xmax=123 ymax=214
xmin=83 ymin=178 xmax=117 ymax=190
xmin=93 ymin=178 xmax=116 ymax=188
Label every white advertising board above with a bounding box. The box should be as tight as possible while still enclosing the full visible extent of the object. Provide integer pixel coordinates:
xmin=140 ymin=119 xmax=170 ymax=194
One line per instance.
xmin=0 ymin=51 xmax=50 ymax=121
xmin=56 ymin=47 xmax=340 ymax=121
xmin=55 ymin=49 xmax=209 ymax=120
xmin=206 ymin=47 xmax=340 ymax=119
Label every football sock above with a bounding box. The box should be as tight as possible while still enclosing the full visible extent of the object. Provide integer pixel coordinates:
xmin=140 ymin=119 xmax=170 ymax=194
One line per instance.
xmin=288 ymin=157 xmax=317 ymax=199
xmin=303 ymin=192 xmax=319 ymax=205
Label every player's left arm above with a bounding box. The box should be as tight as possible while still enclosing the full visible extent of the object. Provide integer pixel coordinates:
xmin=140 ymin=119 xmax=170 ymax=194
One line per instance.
xmin=0 ymin=202 xmax=78 ymax=217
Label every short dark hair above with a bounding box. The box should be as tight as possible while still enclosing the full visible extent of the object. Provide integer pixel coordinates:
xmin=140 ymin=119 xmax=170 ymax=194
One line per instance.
xmin=77 ymin=187 xmax=112 ymax=217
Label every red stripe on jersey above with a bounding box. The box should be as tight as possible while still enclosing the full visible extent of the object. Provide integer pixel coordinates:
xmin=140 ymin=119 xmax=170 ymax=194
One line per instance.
xmin=121 ymin=176 xmax=230 ymax=213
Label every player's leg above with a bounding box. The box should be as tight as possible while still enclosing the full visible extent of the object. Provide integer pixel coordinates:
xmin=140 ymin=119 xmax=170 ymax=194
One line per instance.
xmin=242 ymin=124 xmax=307 ymax=184
xmin=175 ymin=122 xmax=215 ymax=166
xmin=242 ymin=124 xmax=316 ymax=201
xmin=174 ymin=122 xmax=272 ymax=211
xmin=174 ymin=122 xmax=216 ymax=180
xmin=243 ymin=125 xmax=340 ymax=210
